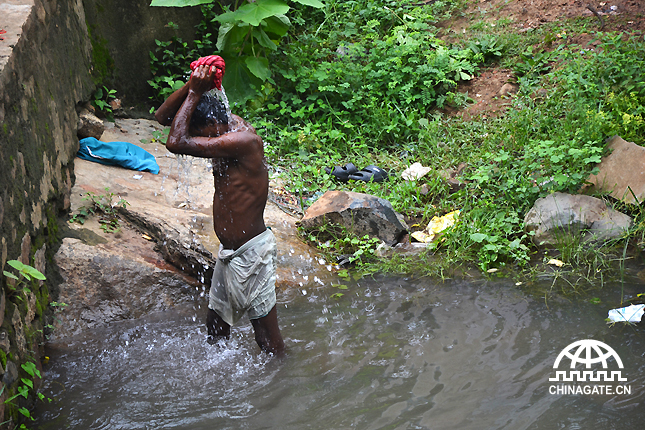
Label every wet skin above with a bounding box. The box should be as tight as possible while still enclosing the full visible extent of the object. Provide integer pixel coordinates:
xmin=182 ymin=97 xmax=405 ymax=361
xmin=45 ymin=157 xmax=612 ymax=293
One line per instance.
xmin=157 ymin=65 xmax=284 ymax=355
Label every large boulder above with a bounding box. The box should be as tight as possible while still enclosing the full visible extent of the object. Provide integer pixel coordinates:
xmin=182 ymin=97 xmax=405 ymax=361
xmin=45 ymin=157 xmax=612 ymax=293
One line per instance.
xmin=53 ymin=226 xmax=203 ymax=340
xmin=586 ymin=135 xmax=645 ymax=204
xmin=299 ymin=191 xmax=408 ymax=246
xmin=524 ymin=192 xmax=632 ymax=245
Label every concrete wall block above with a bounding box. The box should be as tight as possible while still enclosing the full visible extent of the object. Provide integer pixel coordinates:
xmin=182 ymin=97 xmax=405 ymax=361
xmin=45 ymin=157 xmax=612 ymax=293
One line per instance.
xmin=0 ymin=0 xmax=94 ymax=423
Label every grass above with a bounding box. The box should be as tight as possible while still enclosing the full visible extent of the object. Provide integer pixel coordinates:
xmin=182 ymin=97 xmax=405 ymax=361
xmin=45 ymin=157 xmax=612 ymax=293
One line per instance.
xmin=150 ymin=0 xmax=645 ymax=295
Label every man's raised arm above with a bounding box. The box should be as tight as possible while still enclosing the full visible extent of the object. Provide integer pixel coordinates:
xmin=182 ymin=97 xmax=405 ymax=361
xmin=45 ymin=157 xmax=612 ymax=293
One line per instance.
xmin=165 ymin=65 xmax=262 ymax=160
xmin=155 ymin=82 xmax=189 ymax=126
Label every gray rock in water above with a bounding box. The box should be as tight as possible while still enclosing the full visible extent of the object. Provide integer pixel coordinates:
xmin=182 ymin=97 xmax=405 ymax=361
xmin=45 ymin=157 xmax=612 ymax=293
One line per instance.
xmin=524 ymin=192 xmax=632 ymax=245
xmin=52 ymin=233 xmax=203 ymax=340
xmin=586 ymin=135 xmax=645 ymax=204
xmin=77 ymin=108 xmax=105 ymax=140
xmin=299 ymin=191 xmax=408 ymax=246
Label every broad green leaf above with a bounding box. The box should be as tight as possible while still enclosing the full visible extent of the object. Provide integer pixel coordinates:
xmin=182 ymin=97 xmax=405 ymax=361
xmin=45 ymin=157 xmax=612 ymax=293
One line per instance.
xmin=7 ymin=260 xmax=26 ymax=271
xmin=215 ymin=10 xmax=240 ymax=25
xmin=221 ymin=55 xmax=263 ymax=106
xmin=217 ymin=22 xmax=250 ymax=52
xmin=292 ymin=0 xmax=325 ymax=8
xmin=22 ymin=361 xmax=40 ymax=378
xmin=23 ymin=265 xmax=46 ymax=280
xmin=150 ymin=0 xmax=212 ymax=6
xmin=470 ymin=233 xmax=487 ymax=243
xmin=245 ymin=56 xmax=271 ymax=80
xmin=216 ymin=22 xmax=235 ymax=51
xmin=3 ymin=271 xmax=19 ymax=280
xmin=263 ymin=15 xmax=291 ymax=37
xmin=21 ymin=378 xmax=33 ymax=389
xmin=18 ymin=386 xmax=29 ymax=398
xmin=252 ymin=27 xmax=278 ymax=51
xmin=216 ymin=0 xmax=290 ymax=27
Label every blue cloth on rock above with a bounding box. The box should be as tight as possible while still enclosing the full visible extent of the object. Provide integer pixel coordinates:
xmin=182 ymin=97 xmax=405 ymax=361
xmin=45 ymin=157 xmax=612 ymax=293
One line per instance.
xmin=78 ymin=137 xmax=160 ymax=174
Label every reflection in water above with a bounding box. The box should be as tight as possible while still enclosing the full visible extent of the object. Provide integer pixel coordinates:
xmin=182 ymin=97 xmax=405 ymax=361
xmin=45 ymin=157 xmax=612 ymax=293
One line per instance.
xmin=35 ymin=277 xmax=645 ymax=429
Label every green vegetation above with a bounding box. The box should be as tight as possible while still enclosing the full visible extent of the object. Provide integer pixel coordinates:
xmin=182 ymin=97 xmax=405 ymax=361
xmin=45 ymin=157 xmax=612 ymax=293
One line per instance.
xmin=149 ymin=0 xmax=324 ymax=104
xmin=69 ymin=188 xmax=129 ymax=233
xmin=3 ymin=260 xmax=46 ymax=301
xmin=150 ymin=0 xmax=645 ymax=295
xmin=91 ymin=86 xmax=117 ymax=117
xmin=2 ymin=263 xmax=52 ymax=429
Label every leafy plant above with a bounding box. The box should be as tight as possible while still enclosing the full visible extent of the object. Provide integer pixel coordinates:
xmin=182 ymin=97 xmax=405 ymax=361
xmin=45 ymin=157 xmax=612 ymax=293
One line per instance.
xmin=150 ymin=0 xmax=325 ymax=105
xmin=140 ymin=127 xmax=170 ymax=145
xmin=44 ymin=301 xmax=68 ymax=335
xmin=1 ymin=265 xmax=52 ymax=428
xmin=512 ymin=46 xmax=557 ymax=87
xmin=3 ymin=260 xmax=46 ymax=300
xmin=467 ymin=35 xmax=503 ymax=63
xmin=92 ymin=86 xmax=117 ymax=116
xmin=69 ymin=188 xmax=129 ymax=233
xmin=1 ymin=360 xmax=52 ymax=426
xmin=301 ymin=222 xmax=382 ymax=266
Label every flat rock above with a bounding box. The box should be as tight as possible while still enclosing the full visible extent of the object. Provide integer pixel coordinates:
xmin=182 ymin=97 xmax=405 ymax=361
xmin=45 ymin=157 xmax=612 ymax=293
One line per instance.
xmin=53 ymin=226 xmax=203 ymax=340
xmin=299 ymin=190 xmax=408 ymax=246
xmin=57 ymin=118 xmax=335 ymax=338
xmin=524 ymin=192 xmax=632 ymax=245
xmin=586 ymin=135 xmax=645 ymax=204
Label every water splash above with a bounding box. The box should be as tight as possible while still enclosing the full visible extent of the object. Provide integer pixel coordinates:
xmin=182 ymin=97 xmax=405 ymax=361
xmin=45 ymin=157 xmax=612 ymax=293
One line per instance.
xmin=208 ymin=87 xmax=233 ymax=130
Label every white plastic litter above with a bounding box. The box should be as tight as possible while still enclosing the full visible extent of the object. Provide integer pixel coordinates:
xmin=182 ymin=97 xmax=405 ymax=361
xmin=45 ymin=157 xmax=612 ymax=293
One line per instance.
xmin=133 ymin=175 xmax=143 ymax=180
xmin=402 ymin=162 xmax=431 ymax=181
xmin=607 ymin=304 xmax=645 ymax=323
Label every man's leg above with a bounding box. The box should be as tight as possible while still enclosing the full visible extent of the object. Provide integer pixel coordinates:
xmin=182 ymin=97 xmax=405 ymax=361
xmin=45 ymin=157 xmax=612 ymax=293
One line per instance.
xmin=207 ymin=308 xmax=231 ymax=341
xmin=251 ymin=305 xmax=284 ymax=355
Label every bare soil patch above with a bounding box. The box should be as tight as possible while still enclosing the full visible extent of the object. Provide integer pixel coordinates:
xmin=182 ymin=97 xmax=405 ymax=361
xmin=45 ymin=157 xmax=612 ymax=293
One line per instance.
xmin=437 ymin=0 xmax=645 ymax=119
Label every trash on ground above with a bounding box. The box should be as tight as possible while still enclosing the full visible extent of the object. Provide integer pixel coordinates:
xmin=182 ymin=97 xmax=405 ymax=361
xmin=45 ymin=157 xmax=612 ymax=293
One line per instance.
xmin=411 ymin=210 xmax=460 ymax=243
xmin=607 ymin=304 xmax=645 ymax=323
xmin=547 ymin=258 xmax=564 ymax=267
xmin=402 ymin=162 xmax=431 ymax=181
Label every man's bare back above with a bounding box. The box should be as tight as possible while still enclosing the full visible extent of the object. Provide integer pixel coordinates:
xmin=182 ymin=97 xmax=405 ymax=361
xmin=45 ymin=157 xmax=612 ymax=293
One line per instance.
xmin=155 ymin=60 xmax=284 ymax=355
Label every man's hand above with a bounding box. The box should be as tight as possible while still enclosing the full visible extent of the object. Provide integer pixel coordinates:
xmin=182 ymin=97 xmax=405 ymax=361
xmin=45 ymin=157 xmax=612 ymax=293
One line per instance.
xmin=189 ymin=65 xmax=215 ymax=95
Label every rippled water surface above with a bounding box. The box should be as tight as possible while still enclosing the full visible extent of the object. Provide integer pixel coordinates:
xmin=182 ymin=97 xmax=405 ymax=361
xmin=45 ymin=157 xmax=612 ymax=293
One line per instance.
xmin=35 ymin=276 xmax=645 ymax=429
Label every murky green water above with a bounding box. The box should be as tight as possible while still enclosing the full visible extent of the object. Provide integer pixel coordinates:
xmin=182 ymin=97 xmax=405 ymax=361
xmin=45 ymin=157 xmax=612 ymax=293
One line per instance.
xmin=34 ymin=275 xmax=645 ymax=429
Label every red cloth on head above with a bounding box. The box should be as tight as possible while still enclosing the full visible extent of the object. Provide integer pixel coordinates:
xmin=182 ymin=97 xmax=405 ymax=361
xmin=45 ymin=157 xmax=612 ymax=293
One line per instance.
xmin=190 ymin=55 xmax=226 ymax=90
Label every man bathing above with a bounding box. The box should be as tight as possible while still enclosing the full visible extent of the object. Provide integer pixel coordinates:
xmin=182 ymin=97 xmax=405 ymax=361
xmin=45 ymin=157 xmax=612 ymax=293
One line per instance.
xmin=155 ymin=56 xmax=284 ymax=355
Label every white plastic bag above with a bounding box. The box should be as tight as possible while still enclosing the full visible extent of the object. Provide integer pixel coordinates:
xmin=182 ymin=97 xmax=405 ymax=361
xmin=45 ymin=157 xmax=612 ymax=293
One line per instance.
xmin=607 ymin=304 xmax=645 ymax=323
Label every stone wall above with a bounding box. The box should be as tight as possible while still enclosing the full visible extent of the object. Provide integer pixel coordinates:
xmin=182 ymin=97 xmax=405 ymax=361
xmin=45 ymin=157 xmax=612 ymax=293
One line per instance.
xmin=82 ymin=0 xmax=205 ymax=107
xmin=0 ymin=0 xmax=219 ymax=425
xmin=0 ymin=0 xmax=94 ymax=426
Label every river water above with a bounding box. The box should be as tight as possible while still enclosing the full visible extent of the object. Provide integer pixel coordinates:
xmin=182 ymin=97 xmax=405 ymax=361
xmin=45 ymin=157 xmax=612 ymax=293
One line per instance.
xmin=34 ymin=275 xmax=645 ymax=429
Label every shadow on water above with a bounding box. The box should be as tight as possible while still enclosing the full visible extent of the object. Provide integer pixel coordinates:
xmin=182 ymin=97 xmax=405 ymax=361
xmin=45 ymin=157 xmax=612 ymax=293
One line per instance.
xmin=34 ymin=275 xmax=645 ymax=429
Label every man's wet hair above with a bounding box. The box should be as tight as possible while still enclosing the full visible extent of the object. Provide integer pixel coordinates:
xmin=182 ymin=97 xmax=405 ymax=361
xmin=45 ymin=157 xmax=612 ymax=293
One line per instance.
xmin=191 ymin=92 xmax=229 ymax=128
